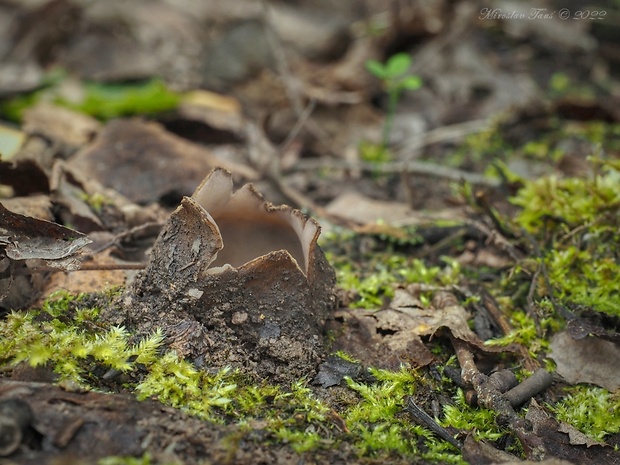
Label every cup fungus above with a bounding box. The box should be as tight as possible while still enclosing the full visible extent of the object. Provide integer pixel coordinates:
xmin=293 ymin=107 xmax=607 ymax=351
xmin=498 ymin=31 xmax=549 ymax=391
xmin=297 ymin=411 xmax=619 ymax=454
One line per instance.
xmin=121 ymin=168 xmax=336 ymax=382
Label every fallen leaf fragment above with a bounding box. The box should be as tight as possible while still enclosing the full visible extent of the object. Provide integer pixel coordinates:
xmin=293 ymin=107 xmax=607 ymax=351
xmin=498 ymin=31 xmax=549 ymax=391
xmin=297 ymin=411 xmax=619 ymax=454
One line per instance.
xmin=22 ymin=103 xmax=100 ymax=153
xmin=549 ymin=331 xmax=620 ymax=391
xmin=0 ymin=195 xmax=52 ymax=221
xmin=314 ymin=354 xmax=362 ymax=388
xmin=0 ymin=202 xmax=90 ymax=262
xmin=0 ymin=202 xmax=91 ymax=309
xmin=328 ymin=289 xmax=513 ymax=371
xmin=71 ymin=119 xmax=257 ymax=204
xmin=0 ymin=159 xmax=49 ymax=196
xmin=525 ymin=400 xmax=618 ymax=464
xmin=327 ymin=308 xmax=435 ymax=370
xmin=557 ymin=422 xmax=606 ymax=448
xmin=325 ymin=191 xmax=418 ymax=225
xmin=0 ymin=122 xmax=25 ymax=160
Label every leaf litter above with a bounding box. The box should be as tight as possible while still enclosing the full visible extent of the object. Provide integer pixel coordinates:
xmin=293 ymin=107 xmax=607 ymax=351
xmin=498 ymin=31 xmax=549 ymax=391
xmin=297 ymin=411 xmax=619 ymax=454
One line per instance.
xmin=1 ymin=0 xmax=620 ymax=464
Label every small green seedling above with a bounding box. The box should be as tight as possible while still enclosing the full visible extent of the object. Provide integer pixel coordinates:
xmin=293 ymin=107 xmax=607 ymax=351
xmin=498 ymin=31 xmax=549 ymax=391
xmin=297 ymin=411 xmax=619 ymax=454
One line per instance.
xmin=365 ymin=53 xmax=423 ymax=151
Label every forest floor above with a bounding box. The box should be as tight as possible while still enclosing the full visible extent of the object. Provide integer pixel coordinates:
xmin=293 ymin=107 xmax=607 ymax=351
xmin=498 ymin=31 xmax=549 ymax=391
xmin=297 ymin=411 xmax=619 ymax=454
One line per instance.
xmin=0 ymin=1 xmax=619 ymax=464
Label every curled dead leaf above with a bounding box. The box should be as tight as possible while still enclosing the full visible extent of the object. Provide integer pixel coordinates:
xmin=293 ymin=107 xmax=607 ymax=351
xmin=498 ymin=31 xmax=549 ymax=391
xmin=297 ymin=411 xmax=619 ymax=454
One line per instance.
xmin=0 ymin=202 xmax=91 ymax=309
xmin=0 ymin=203 xmax=91 ymax=262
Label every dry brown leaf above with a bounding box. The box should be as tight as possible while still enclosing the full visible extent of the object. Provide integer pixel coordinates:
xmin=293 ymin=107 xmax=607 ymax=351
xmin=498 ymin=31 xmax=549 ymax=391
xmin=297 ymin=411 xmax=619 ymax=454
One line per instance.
xmin=325 ymin=191 xmax=416 ymax=225
xmin=0 ymin=202 xmax=91 ymax=309
xmin=0 ymin=122 xmax=25 ymax=160
xmin=328 ymin=288 xmax=514 ymax=371
xmin=0 ymin=195 xmax=52 ymax=221
xmin=0 ymin=158 xmax=49 ymax=196
xmin=22 ymin=103 xmax=100 ymax=152
xmin=549 ymin=331 xmax=620 ymax=391
xmin=328 ymin=307 xmax=436 ymax=370
xmin=557 ymin=422 xmax=606 ymax=448
xmin=0 ymin=202 xmax=90 ymax=262
xmin=70 ymin=119 xmax=258 ymax=204
xmin=525 ymin=400 xmax=618 ymax=464
xmin=178 ymin=90 xmax=245 ymax=135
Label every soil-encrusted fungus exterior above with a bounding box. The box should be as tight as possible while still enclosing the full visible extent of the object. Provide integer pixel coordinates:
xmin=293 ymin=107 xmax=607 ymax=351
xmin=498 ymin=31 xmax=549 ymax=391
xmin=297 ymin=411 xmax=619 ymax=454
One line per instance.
xmin=117 ymin=168 xmax=336 ymax=382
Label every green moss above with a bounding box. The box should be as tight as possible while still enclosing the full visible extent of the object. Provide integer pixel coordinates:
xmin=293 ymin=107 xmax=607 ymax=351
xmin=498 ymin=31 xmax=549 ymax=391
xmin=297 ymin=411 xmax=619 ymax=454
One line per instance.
xmin=68 ymin=79 xmax=180 ymax=120
xmin=439 ymin=389 xmax=506 ymax=442
xmin=80 ymin=192 xmax=114 ymax=212
xmin=332 ymin=350 xmax=360 ymax=364
xmin=321 ymin=227 xmax=461 ymax=309
xmin=0 ymin=295 xmax=164 ymax=382
xmin=98 ymin=453 xmax=176 ymax=465
xmin=448 ymin=117 xmax=512 ymax=166
xmin=549 ymin=386 xmax=620 ymax=442
xmin=0 ymin=76 xmax=181 ymax=122
xmin=545 ymin=248 xmax=620 ymax=315
xmin=547 ymin=72 xmax=597 ymax=99
xmin=548 ymin=72 xmax=571 ymax=96
xmin=0 ymin=291 xmax=234 ymax=412
xmin=521 ymin=140 xmax=564 ymax=162
xmin=510 ymin=160 xmax=620 ymax=316
xmin=359 ymin=140 xmax=392 ymax=164
xmin=273 ymin=427 xmax=323 ymax=453
xmin=136 ymin=354 xmax=236 ymax=419
xmin=484 ymin=309 xmax=562 ymax=360
xmin=511 ymin=168 xmax=620 ymax=233
xmin=345 ymin=367 xmax=424 ymax=456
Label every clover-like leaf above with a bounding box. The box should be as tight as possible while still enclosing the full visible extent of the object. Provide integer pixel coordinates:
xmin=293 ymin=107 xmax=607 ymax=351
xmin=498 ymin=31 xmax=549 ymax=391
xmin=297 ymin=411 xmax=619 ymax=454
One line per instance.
xmin=400 ymin=75 xmax=423 ymax=91
xmin=385 ymin=53 xmax=412 ymax=77
xmin=365 ymin=60 xmax=388 ymax=79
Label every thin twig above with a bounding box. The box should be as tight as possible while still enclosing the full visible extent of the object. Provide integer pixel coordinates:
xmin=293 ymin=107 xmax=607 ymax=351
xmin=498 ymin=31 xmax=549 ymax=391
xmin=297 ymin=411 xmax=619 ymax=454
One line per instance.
xmin=405 ymin=396 xmax=462 ymax=450
xmin=394 ymin=119 xmax=490 ymax=159
xmin=450 ymin=335 xmax=547 ymax=460
xmin=480 ymin=290 xmax=539 ymax=373
xmin=463 ymin=218 xmax=522 ymax=261
xmin=259 ymin=0 xmax=304 ymax=115
xmin=279 ymin=99 xmax=316 ymax=153
xmin=7 ymin=262 xmax=146 ymax=275
xmin=519 ymin=227 xmax=575 ymax=321
xmin=503 ymin=369 xmax=553 ymax=408
xmin=291 ymin=158 xmax=498 ymax=186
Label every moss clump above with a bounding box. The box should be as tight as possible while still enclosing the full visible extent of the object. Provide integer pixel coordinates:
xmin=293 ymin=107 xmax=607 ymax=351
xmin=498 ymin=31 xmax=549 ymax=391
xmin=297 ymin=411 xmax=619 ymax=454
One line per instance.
xmin=439 ymin=389 xmax=506 ymax=442
xmin=511 ymin=160 xmax=620 ymax=316
xmin=334 ymin=256 xmax=452 ymax=308
xmin=322 ymin=228 xmax=461 ymax=308
xmin=136 ymin=354 xmax=236 ymax=417
xmin=549 ymin=386 xmax=620 ymax=443
xmin=0 ymin=291 xmax=235 ymax=413
xmin=98 ymin=453 xmax=170 ymax=465
xmin=345 ymin=367 xmax=422 ymax=456
xmin=485 ymin=309 xmax=562 ymax=362
xmin=0 ymin=294 xmax=470 ymax=461
xmin=511 ymin=167 xmax=620 ymax=233
xmin=0 ymin=75 xmax=181 ymax=122
xmin=80 ymin=192 xmax=114 ymax=212
xmin=345 ymin=368 xmax=439 ymax=457
xmin=0 ymin=293 xmax=163 ymax=383
xmin=68 ymin=79 xmax=181 ymax=120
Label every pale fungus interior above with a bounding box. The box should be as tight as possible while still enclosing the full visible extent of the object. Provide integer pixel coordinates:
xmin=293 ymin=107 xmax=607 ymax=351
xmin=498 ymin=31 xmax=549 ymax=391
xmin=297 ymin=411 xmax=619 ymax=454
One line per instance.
xmin=192 ymin=168 xmax=318 ymax=275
